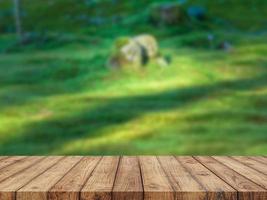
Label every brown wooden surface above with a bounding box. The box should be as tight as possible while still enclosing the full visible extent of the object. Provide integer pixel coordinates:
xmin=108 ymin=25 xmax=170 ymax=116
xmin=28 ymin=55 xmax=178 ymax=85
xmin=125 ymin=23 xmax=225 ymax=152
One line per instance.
xmin=0 ymin=157 xmax=62 ymax=200
xmin=139 ymin=156 xmax=174 ymax=200
xmin=195 ymin=156 xmax=267 ymax=200
xmin=81 ymin=156 xmax=120 ymax=200
xmin=49 ymin=156 xmax=101 ymax=200
xmin=0 ymin=157 xmax=26 ymax=171
xmin=177 ymin=156 xmax=236 ymax=200
xmin=113 ymin=156 xmax=143 ymax=200
xmin=213 ymin=156 xmax=267 ymax=190
xmin=17 ymin=156 xmax=82 ymax=200
xmin=158 ymin=156 xmax=206 ymax=200
xmin=249 ymin=156 xmax=267 ymax=165
xmin=0 ymin=156 xmax=42 ymax=184
xmin=231 ymin=156 xmax=267 ymax=175
xmin=0 ymin=156 xmax=266 ymax=200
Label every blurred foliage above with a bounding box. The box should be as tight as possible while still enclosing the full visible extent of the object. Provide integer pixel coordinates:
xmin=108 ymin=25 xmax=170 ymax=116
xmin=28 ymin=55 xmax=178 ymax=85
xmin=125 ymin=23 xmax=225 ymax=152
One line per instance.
xmin=0 ymin=0 xmax=266 ymax=155
xmin=0 ymin=0 xmax=267 ymax=33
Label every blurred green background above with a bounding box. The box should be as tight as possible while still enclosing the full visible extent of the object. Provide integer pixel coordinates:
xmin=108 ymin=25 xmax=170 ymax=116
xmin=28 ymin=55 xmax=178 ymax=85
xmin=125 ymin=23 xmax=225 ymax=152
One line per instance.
xmin=0 ymin=0 xmax=266 ymax=155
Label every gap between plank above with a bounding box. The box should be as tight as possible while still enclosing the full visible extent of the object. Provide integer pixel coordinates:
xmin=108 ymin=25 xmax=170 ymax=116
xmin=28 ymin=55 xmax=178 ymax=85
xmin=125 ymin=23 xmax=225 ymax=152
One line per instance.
xmin=194 ymin=156 xmax=242 ymax=200
xmin=111 ymin=156 xmax=122 ymax=200
xmin=230 ymin=156 xmax=267 ymax=175
xmin=249 ymin=157 xmax=267 ymax=165
xmin=174 ymin=156 xmax=209 ymax=196
xmin=14 ymin=156 xmax=66 ymax=200
xmin=0 ymin=156 xmax=28 ymax=171
xmin=137 ymin=156 xmax=145 ymax=200
xmin=45 ymin=156 xmax=84 ymax=200
xmin=78 ymin=156 xmax=103 ymax=200
xmin=211 ymin=156 xmax=267 ymax=190
xmin=0 ymin=156 xmax=44 ymax=184
xmin=191 ymin=156 xmax=237 ymax=193
xmin=156 ymin=156 xmax=176 ymax=200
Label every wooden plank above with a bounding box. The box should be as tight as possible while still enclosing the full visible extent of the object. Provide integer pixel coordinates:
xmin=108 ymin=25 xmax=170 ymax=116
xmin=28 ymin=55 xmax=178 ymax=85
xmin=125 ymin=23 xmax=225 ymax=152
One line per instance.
xmin=139 ymin=156 xmax=174 ymax=200
xmin=16 ymin=156 xmax=82 ymax=200
xmin=158 ymin=156 xmax=206 ymax=200
xmin=81 ymin=156 xmax=120 ymax=200
xmin=177 ymin=156 xmax=237 ymax=200
xmin=0 ymin=157 xmax=8 ymax=162
xmin=0 ymin=156 xmax=42 ymax=183
xmin=232 ymin=156 xmax=267 ymax=175
xmin=195 ymin=156 xmax=267 ymax=200
xmin=0 ymin=156 xmax=63 ymax=200
xmin=49 ymin=156 xmax=101 ymax=200
xmin=0 ymin=156 xmax=266 ymax=200
xmin=213 ymin=156 xmax=267 ymax=190
xmin=0 ymin=156 xmax=26 ymax=171
xmin=112 ymin=156 xmax=143 ymax=200
xmin=249 ymin=156 xmax=267 ymax=165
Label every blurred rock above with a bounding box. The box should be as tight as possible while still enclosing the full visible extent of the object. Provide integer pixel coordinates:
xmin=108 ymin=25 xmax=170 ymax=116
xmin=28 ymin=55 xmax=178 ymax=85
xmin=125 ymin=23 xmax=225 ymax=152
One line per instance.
xmin=108 ymin=34 xmax=169 ymax=69
xmin=149 ymin=2 xmax=186 ymax=26
xmin=133 ymin=35 xmax=158 ymax=58
xmin=108 ymin=37 xmax=143 ymax=69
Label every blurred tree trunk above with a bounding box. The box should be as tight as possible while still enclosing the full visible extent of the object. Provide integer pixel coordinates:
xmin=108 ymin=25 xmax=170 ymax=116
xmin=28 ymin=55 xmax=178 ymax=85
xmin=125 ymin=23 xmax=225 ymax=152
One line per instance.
xmin=13 ymin=0 xmax=23 ymax=43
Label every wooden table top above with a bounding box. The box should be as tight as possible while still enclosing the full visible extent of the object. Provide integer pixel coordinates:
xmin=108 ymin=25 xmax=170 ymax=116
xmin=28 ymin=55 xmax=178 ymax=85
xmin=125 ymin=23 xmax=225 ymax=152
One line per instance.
xmin=0 ymin=156 xmax=266 ymax=200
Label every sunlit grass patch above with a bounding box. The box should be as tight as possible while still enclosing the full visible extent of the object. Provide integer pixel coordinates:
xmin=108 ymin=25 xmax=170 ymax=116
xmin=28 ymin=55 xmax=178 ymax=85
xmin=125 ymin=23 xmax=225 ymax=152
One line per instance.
xmin=0 ymin=28 xmax=266 ymax=155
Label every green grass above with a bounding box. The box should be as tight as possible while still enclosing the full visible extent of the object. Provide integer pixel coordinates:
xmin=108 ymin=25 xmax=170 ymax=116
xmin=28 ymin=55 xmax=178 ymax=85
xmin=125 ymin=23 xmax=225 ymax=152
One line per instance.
xmin=0 ymin=0 xmax=267 ymax=155
xmin=0 ymin=29 xmax=267 ymax=155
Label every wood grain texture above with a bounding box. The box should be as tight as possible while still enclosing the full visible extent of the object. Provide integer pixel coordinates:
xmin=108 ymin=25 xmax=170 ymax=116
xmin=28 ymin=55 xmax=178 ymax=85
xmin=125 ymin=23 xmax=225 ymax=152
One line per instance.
xmin=0 ymin=156 xmax=63 ymax=200
xmin=81 ymin=156 xmax=120 ymax=200
xmin=0 ymin=157 xmax=8 ymax=162
xmin=48 ymin=156 xmax=101 ymax=200
xmin=177 ymin=156 xmax=237 ymax=200
xmin=195 ymin=156 xmax=267 ymax=200
xmin=249 ymin=156 xmax=267 ymax=165
xmin=232 ymin=156 xmax=267 ymax=175
xmin=158 ymin=156 xmax=206 ymax=200
xmin=0 ymin=156 xmax=26 ymax=171
xmin=139 ymin=156 xmax=174 ymax=200
xmin=0 ymin=156 xmax=42 ymax=183
xmin=213 ymin=156 xmax=267 ymax=190
xmin=16 ymin=156 xmax=82 ymax=200
xmin=112 ymin=156 xmax=143 ymax=200
xmin=0 ymin=156 xmax=266 ymax=200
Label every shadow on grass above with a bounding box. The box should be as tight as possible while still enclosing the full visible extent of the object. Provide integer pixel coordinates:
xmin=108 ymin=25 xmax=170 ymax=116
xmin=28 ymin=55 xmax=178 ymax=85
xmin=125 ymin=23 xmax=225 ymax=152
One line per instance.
xmin=0 ymin=54 xmax=108 ymax=110
xmin=1 ymin=73 xmax=267 ymax=154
